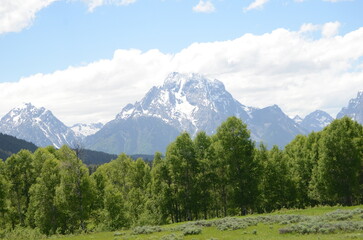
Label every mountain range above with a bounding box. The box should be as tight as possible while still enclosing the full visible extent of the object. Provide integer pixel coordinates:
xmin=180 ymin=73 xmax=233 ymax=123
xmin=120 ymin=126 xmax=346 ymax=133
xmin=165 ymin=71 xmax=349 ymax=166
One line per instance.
xmin=0 ymin=72 xmax=362 ymax=155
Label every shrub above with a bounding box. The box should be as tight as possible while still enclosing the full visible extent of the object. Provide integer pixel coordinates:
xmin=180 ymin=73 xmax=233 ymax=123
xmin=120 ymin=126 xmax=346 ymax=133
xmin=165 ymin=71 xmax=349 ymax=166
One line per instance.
xmin=182 ymin=226 xmax=202 ymax=235
xmin=2 ymin=227 xmax=46 ymax=240
xmin=213 ymin=217 xmax=248 ymax=231
xmin=131 ymin=225 xmax=162 ymax=235
xmin=279 ymin=221 xmax=363 ymax=235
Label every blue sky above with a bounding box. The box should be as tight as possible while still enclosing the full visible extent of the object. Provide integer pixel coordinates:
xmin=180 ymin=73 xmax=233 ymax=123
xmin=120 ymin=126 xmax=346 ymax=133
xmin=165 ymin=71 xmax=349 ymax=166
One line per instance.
xmin=0 ymin=0 xmax=363 ymax=125
xmin=1 ymin=0 xmax=361 ymax=82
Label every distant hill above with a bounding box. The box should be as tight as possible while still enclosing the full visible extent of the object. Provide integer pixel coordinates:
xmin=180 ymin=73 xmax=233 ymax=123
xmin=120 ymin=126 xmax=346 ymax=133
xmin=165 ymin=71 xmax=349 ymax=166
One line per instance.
xmin=0 ymin=133 xmax=38 ymax=160
xmin=0 ymin=132 xmax=152 ymax=165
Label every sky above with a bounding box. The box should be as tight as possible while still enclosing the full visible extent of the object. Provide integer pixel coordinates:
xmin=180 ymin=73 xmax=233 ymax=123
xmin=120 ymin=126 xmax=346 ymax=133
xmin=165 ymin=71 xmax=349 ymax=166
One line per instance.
xmin=0 ymin=0 xmax=363 ymax=126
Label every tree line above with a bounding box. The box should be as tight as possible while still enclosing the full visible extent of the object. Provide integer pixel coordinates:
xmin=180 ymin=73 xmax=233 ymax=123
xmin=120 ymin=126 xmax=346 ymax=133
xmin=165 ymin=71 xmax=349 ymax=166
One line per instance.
xmin=0 ymin=116 xmax=362 ymax=235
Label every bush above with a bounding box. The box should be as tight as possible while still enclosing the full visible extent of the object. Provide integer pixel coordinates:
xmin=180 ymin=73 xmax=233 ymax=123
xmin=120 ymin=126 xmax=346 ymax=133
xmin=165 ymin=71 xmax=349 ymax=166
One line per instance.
xmin=131 ymin=225 xmax=162 ymax=235
xmin=212 ymin=217 xmax=249 ymax=231
xmin=279 ymin=221 xmax=363 ymax=235
xmin=323 ymin=209 xmax=354 ymax=221
xmin=1 ymin=227 xmax=46 ymax=240
xmin=182 ymin=226 xmax=202 ymax=235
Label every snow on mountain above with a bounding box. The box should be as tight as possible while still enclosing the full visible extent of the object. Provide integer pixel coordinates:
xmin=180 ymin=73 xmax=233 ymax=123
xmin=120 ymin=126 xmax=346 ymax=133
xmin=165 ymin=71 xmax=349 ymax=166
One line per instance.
xmin=300 ymin=110 xmax=334 ymax=132
xmin=293 ymin=115 xmax=303 ymax=124
xmin=117 ymin=72 xmax=254 ymax=135
xmin=71 ymin=123 xmax=103 ymax=138
xmin=0 ymin=103 xmax=79 ymax=148
xmin=337 ymin=91 xmax=363 ymax=124
xmin=86 ymin=72 xmax=308 ymax=154
xmin=248 ymin=105 xmax=307 ymax=148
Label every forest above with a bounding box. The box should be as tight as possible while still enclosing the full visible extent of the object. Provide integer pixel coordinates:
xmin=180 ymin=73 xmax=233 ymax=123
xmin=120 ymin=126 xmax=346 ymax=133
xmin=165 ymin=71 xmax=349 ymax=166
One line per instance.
xmin=0 ymin=116 xmax=362 ymax=237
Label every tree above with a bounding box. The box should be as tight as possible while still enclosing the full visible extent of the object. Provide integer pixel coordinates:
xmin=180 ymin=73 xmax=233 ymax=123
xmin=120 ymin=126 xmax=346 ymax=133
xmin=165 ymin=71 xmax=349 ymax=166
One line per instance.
xmin=149 ymin=152 xmax=173 ymax=224
xmin=260 ymin=146 xmax=295 ymax=212
xmin=284 ymin=132 xmax=320 ymax=207
xmin=309 ymin=117 xmax=363 ymax=205
xmin=27 ymin=157 xmax=61 ymax=234
xmin=0 ymin=160 xmax=9 ymax=227
xmin=127 ymin=158 xmax=151 ymax=225
xmin=165 ymin=132 xmax=198 ymax=221
xmin=54 ymin=146 xmax=95 ymax=233
xmin=214 ymin=117 xmax=258 ymax=215
xmin=5 ymin=150 xmax=35 ymax=227
xmin=193 ymin=131 xmax=213 ymax=219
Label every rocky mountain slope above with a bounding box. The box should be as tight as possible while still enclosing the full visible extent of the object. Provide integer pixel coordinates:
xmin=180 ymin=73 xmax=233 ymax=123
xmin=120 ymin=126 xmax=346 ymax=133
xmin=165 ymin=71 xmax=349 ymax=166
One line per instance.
xmin=0 ymin=103 xmax=79 ymax=148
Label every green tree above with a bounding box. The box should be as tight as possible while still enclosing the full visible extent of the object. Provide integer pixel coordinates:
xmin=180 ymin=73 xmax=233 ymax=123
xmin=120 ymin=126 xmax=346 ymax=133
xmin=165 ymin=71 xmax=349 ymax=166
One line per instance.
xmin=55 ymin=146 xmax=95 ymax=233
xmin=214 ymin=117 xmax=258 ymax=215
xmin=103 ymin=183 xmax=127 ymax=230
xmin=193 ymin=131 xmax=213 ymax=219
xmin=5 ymin=150 xmax=35 ymax=227
xmin=260 ymin=146 xmax=295 ymax=212
xmin=27 ymin=157 xmax=61 ymax=234
xmin=309 ymin=117 xmax=363 ymax=205
xmin=285 ymin=132 xmax=320 ymax=207
xmin=128 ymin=158 xmax=151 ymax=225
xmin=165 ymin=132 xmax=198 ymax=221
xmin=149 ymin=152 xmax=173 ymax=224
xmin=0 ymin=160 xmax=9 ymax=227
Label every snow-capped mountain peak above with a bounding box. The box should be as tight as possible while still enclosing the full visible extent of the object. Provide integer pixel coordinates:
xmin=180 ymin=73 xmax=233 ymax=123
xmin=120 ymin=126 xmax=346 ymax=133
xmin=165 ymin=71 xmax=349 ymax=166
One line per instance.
xmin=116 ymin=72 xmax=251 ymax=135
xmin=71 ymin=123 xmax=104 ymax=138
xmin=0 ymin=103 xmax=79 ymax=148
xmin=293 ymin=115 xmax=303 ymax=124
xmin=300 ymin=110 xmax=334 ymax=132
xmin=337 ymin=91 xmax=363 ymax=124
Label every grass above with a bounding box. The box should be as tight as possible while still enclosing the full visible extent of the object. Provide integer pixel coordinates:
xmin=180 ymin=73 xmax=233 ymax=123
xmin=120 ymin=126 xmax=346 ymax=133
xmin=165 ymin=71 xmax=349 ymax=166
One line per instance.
xmin=50 ymin=205 xmax=363 ymax=240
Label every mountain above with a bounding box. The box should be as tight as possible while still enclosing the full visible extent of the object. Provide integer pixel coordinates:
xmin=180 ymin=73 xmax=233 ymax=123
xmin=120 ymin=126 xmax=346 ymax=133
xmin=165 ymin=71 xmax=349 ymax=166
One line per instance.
xmin=300 ymin=110 xmax=334 ymax=132
xmin=0 ymin=103 xmax=79 ymax=148
xmin=337 ymin=91 xmax=363 ymax=124
xmin=85 ymin=72 xmax=254 ymax=154
xmin=293 ymin=115 xmax=303 ymax=124
xmin=71 ymin=123 xmax=103 ymax=139
xmin=0 ymin=133 xmax=38 ymax=160
xmin=117 ymin=72 xmax=254 ymax=135
xmin=248 ymin=105 xmax=306 ymax=148
xmin=85 ymin=72 xmax=306 ymax=154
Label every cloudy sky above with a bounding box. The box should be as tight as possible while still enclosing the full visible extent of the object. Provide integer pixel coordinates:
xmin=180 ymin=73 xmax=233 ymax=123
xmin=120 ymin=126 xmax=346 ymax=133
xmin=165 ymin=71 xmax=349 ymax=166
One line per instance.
xmin=0 ymin=0 xmax=362 ymax=126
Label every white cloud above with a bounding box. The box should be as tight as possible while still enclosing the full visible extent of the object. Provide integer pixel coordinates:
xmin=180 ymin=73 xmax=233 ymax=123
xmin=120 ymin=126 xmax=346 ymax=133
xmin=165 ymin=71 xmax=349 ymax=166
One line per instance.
xmin=322 ymin=21 xmax=341 ymax=38
xmin=1 ymin=23 xmax=363 ymax=125
xmin=83 ymin=0 xmax=137 ymax=12
xmin=244 ymin=0 xmax=269 ymax=12
xmin=192 ymin=0 xmax=215 ymax=13
xmin=0 ymin=0 xmax=58 ymax=34
xmin=299 ymin=23 xmax=320 ymax=33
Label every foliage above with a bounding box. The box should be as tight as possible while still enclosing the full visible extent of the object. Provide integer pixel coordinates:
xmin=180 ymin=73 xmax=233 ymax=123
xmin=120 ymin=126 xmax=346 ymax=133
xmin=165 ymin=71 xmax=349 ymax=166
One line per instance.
xmin=1 ymin=117 xmax=363 ymax=237
xmin=182 ymin=225 xmax=202 ymax=235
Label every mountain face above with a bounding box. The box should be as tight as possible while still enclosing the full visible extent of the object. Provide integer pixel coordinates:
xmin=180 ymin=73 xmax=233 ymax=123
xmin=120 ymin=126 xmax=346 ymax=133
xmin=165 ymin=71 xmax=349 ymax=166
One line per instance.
xmin=337 ymin=91 xmax=363 ymax=124
xmin=71 ymin=123 xmax=103 ymax=139
xmin=85 ymin=72 xmax=254 ymax=154
xmin=0 ymin=103 xmax=79 ymax=148
xmin=300 ymin=110 xmax=334 ymax=132
xmin=0 ymin=133 xmax=38 ymax=160
xmin=84 ymin=116 xmax=180 ymax=155
xmin=248 ymin=105 xmax=307 ymax=148
xmin=293 ymin=115 xmax=303 ymax=124
xmin=85 ymin=72 xmax=306 ymax=154
xmin=117 ymin=72 xmax=253 ymax=135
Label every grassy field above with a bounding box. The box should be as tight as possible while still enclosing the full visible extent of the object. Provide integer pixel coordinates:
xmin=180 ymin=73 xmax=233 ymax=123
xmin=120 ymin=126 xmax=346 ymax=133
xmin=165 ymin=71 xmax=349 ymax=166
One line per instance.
xmin=52 ymin=205 xmax=363 ymax=240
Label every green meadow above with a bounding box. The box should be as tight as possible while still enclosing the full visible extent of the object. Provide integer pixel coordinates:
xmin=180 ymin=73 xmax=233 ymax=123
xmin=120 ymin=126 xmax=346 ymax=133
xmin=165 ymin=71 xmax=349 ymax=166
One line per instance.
xmin=52 ymin=205 xmax=363 ymax=240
